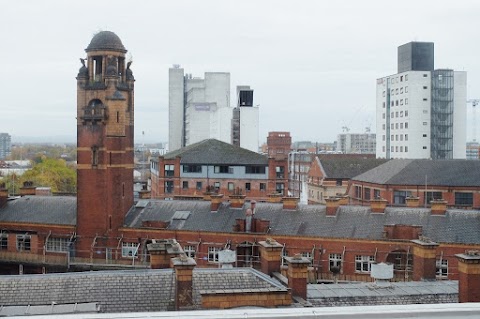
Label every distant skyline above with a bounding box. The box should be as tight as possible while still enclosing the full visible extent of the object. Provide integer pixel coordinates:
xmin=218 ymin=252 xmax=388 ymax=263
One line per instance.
xmin=1 ymin=1 xmax=480 ymax=144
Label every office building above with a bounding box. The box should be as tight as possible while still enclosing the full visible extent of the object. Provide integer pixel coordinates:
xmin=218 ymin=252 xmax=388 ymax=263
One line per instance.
xmin=376 ymin=42 xmax=467 ymax=159
xmin=231 ymin=86 xmax=259 ymax=152
xmin=0 ymin=133 xmax=11 ymax=159
xmin=337 ymin=133 xmax=376 ymax=154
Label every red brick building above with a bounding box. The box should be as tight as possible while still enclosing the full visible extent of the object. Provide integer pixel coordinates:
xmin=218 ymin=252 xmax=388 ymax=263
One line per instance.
xmin=150 ymin=139 xmax=289 ymax=200
xmin=348 ymin=159 xmax=480 ymax=208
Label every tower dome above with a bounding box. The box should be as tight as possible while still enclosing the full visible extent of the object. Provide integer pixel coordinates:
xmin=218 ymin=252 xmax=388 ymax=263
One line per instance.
xmin=85 ymin=31 xmax=127 ymax=53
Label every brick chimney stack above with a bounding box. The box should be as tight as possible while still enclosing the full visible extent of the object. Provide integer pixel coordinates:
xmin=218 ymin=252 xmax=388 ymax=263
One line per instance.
xmin=431 ymin=199 xmax=447 ymax=215
xmin=370 ymin=198 xmax=388 ymax=213
xmin=258 ymin=238 xmax=283 ymax=276
xmin=282 ymin=196 xmax=299 ymax=210
xmin=210 ymin=193 xmax=224 ymax=212
xmin=147 ymin=239 xmax=184 ymax=269
xmin=325 ymin=197 xmax=340 ymax=216
xmin=411 ymin=238 xmax=439 ymax=281
xmin=284 ymin=254 xmax=311 ymax=300
xmin=456 ymin=250 xmax=480 ymax=303
xmin=171 ymin=254 xmax=196 ymax=310
xmin=19 ymin=181 xmax=36 ymax=196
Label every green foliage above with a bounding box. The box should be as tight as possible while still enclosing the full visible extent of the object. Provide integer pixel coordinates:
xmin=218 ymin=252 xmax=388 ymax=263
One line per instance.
xmin=19 ymin=158 xmax=76 ymax=194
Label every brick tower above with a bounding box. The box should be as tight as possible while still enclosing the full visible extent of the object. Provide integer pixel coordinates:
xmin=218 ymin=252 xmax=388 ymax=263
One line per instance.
xmin=75 ymin=31 xmax=135 ymax=256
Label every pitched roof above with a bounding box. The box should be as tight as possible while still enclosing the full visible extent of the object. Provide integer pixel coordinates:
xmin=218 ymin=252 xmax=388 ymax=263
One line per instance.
xmin=0 ymin=268 xmax=285 ymax=313
xmin=0 ymin=196 xmax=76 ymax=226
xmin=352 ymin=159 xmax=480 ymax=187
xmin=320 ymin=158 xmax=389 ymax=179
xmin=163 ymin=139 xmax=268 ymax=165
xmin=124 ymin=200 xmax=480 ymax=245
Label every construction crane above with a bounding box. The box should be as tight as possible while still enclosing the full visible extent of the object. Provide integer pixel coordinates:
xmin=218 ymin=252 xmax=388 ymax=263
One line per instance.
xmin=467 ymin=99 xmax=480 ymax=142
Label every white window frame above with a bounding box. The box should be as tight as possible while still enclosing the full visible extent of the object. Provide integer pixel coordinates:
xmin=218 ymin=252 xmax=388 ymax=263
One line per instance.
xmin=329 ymin=253 xmax=342 ymax=271
xmin=436 ymin=259 xmax=448 ymax=279
xmin=122 ymin=242 xmax=139 ymax=258
xmin=46 ymin=237 xmax=69 ymax=252
xmin=16 ymin=234 xmax=31 ymax=251
xmin=184 ymin=245 xmax=196 ymax=258
xmin=208 ymin=246 xmax=220 ymax=262
xmin=355 ymin=255 xmax=375 ymax=273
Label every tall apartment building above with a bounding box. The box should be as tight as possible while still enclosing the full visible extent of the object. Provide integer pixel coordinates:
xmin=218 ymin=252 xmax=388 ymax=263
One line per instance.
xmin=0 ymin=133 xmax=11 ymax=160
xmin=376 ymin=42 xmax=467 ymax=159
xmin=337 ymin=133 xmax=376 ymax=154
xmin=231 ymin=86 xmax=259 ymax=152
xmin=169 ymin=66 xmax=231 ymax=152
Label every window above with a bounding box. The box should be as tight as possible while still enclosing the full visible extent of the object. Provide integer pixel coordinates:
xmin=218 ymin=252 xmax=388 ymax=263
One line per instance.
xmin=0 ymin=233 xmax=7 ymax=250
xmin=391 ymin=112 xmax=394 ymax=118
xmin=396 ymin=146 xmax=398 ymax=152
xmin=423 ymin=110 xmax=428 ymax=114
xmin=391 ymin=135 xmax=394 ymax=141
xmin=122 ymin=242 xmax=139 ymax=258
xmin=405 ymin=86 xmax=408 ymax=93
xmin=214 ymin=165 xmax=232 ymax=174
xmin=391 ymin=146 xmax=394 ymax=152
xmin=423 ymin=86 xmax=428 ymax=89
xmin=436 ymin=259 xmax=448 ymax=279
xmin=400 ymin=111 xmax=403 ymax=117
xmin=405 ymin=74 xmax=408 ymax=81
xmin=275 ymin=166 xmax=285 ymax=178
xmin=405 ymin=134 xmax=408 ymax=141
xmin=393 ymin=190 xmax=412 ymax=205
xmin=382 ymin=146 xmax=385 ymax=152
xmin=400 ymin=135 xmax=403 ymax=141
xmin=184 ymin=245 xmax=196 ymax=258
xmin=164 ymin=164 xmax=174 ymax=177
xmin=405 ymin=122 xmax=409 ymax=129
xmin=405 ymin=110 xmax=408 ymax=116
xmin=196 ymin=181 xmax=203 ymax=191
xmin=395 ymin=88 xmax=399 ymax=95
xmin=214 ymin=182 xmax=220 ymax=191
xmin=395 ymin=123 xmax=399 ymax=129
xmin=355 ymin=255 xmax=375 ymax=273
xmin=382 ymin=91 xmax=385 ymax=97
xmin=382 ymin=113 xmax=385 ymax=119
xmin=396 ymin=100 xmax=399 ymax=106
xmin=183 ymin=165 xmax=202 ymax=173
xmin=246 ymin=165 xmax=266 ymax=174
xmin=405 ymin=146 xmax=408 ymax=152
xmin=92 ymin=146 xmax=98 ymax=167
xmin=276 ymin=183 xmax=285 ymax=194
xmin=182 ymin=181 xmax=188 ymax=189
xmin=400 ymin=87 xmax=403 ymax=94
xmin=455 ymin=192 xmax=473 ymax=206
xmin=405 ymin=98 xmax=409 ymax=105
xmin=382 ymin=101 xmax=385 ymax=108
xmin=228 ymin=182 xmax=234 ymax=191
xmin=245 ymin=182 xmax=251 ymax=192
xmin=400 ymin=75 xmax=403 ymax=82
xmin=16 ymin=234 xmax=31 ymax=251
xmin=423 ymin=146 xmax=427 ymax=149
xmin=46 ymin=237 xmax=69 ymax=252
xmin=400 ymin=123 xmax=403 ymax=129
xmin=364 ymin=187 xmax=371 ymax=200
xmin=391 ymin=124 xmax=394 ymax=129
xmin=382 ymin=135 xmax=385 ymax=141
xmin=208 ymin=246 xmax=220 ymax=262
xmin=355 ymin=186 xmax=361 ymax=198
xmin=423 ymin=74 xmax=428 ymax=77
xmin=336 ymin=179 xmax=342 ymax=186
xmin=400 ymin=146 xmax=403 ymax=152
xmin=395 ymin=135 xmax=398 ymax=141
xmin=329 ymin=253 xmax=342 ymax=272
xmin=423 ymin=98 xmax=428 ymax=101
xmin=301 ymin=252 xmax=312 ymax=261
xmin=395 ymin=111 xmax=399 ymax=117
xmin=400 ymin=99 xmax=404 ymax=106
xmin=382 ymin=124 xmax=385 ymax=130
xmin=425 ymin=191 xmax=442 ymax=204
xmin=165 ymin=181 xmax=174 ymax=193
xmin=423 ymin=134 xmax=427 ymax=137
xmin=260 ymin=183 xmax=266 ymax=192
xmin=373 ymin=189 xmax=381 ymax=199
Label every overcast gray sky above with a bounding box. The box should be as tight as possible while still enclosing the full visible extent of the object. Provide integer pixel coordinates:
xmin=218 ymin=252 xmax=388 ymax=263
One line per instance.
xmin=1 ymin=1 xmax=479 ymax=144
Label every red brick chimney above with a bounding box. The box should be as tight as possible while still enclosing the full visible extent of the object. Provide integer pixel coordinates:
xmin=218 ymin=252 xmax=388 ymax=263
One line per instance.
xmin=0 ymin=183 xmax=8 ymax=208
xmin=370 ymin=198 xmax=388 ymax=213
xmin=171 ymin=254 xmax=196 ymax=310
xmin=411 ymin=238 xmax=439 ymax=281
xmin=282 ymin=196 xmax=299 ymax=210
xmin=431 ymin=199 xmax=447 ymax=215
xmin=210 ymin=193 xmax=224 ymax=211
xmin=456 ymin=250 xmax=480 ymax=303
xmin=325 ymin=197 xmax=340 ymax=216
xmin=258 ymin=238 xmax=283 ymax=275
xmin=405 ymin=196 xmax=420 ymax=207
xmin=284 ymin=254 xmax=311 ymax=300
xmin=19 ymin=181 xmax=36 ymax=196
xmin=147 ymin=239 xmax=183 ymax=269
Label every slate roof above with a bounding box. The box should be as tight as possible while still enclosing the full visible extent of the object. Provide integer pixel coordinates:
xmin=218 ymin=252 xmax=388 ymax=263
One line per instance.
xmin=320 ymin=158 xmax=389 ymax=179
xmin=124 ymin=200 xmax=480 ymax=245
xmin=0 ymin=268 xmax=286 ymax=313
xmin=161 ymin=139 xmax=268 ymax=165
xmin=353 ymin=159 xmax=480 ymax=187
xmin=0 ymin=196 xmax=76 ymax=226
xmin=85 ymin=31 xmax=127 ymax=53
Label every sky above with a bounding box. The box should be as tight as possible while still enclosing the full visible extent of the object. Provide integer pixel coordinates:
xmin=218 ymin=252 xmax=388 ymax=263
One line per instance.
xmin=1 ymin=1 xmax=480 ymax=144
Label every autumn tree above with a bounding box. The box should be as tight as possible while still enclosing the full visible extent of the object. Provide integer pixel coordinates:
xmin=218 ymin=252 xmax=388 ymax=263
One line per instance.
xmin=19 ymin=158 xmax=76 ymax=193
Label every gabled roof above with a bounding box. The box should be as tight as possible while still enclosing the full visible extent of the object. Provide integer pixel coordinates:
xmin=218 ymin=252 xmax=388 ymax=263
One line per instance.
xmin=320 ymin=158 xmax=389 ymax=179
xmin=163 ymin=139 xmax=268 ymax=165
xmin=124 ymin=200 xmax=480 ymax=244
xmin=353 ymin=159 xmax=480 ymax=187
xmin=0 ymin=196 xmax=76 ymax=226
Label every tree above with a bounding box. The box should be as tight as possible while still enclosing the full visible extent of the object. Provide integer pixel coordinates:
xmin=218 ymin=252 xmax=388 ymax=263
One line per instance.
xmin=19 ymin=158 xmax=76 ymax=193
